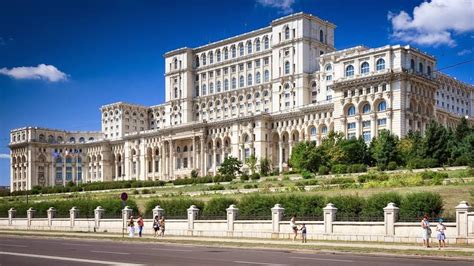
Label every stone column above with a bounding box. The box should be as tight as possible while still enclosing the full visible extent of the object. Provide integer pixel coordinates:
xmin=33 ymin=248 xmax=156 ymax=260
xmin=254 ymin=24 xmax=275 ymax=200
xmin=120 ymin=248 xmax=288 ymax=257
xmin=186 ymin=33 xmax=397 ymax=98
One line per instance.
xmin=455 ymin=201 xmax=472 ymax=239
xmin=212 ymin=148 xmax=217 ymax=175
xmin=288 ymin=141 xmax=293 ymax=161
xmin=27 ymin=207 xmax=35 ymax=227
xmin=187 ymin=205 xmax=199 ymax=234
xmin=8 ymin=208 xmax=16 ymax=226
xmin=152 ymin=205 xmax=164 ymax=220
xmin=323 ymin=203 xmax=337 ymax=234
xmin=371 ymin=114 xmax=377 ymax=139
xmin=383 ymin=202 xmax=399 ymax=236
xmin=200 ymin=138 xmax=205 ymax=176
xmin=271 ymin=204 xmax=284 ymax=236
xmin=278 ymin=142 xmax=283 ymax=173
xmin=226 ymin=204 xmax=239 ymax=236
xmin=70 ymin=206 xmax=79 ymax=228
xmin=94 ymin=206 xmax=104 ymax=229
xmin=47 ymin=207 xmax=56 ymax=227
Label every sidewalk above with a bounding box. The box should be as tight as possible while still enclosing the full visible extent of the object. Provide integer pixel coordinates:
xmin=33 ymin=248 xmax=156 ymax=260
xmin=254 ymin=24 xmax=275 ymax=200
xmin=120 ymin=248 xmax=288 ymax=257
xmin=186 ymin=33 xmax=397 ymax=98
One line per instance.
xmin=1 ymin=229 xmax=473 ymax=259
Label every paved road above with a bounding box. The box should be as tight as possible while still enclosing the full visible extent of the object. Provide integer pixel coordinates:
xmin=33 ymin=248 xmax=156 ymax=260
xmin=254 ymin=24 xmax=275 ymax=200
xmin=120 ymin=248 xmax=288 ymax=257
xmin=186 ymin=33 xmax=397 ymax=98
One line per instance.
xmin=0 ymin=236 xmax=471 ymax=266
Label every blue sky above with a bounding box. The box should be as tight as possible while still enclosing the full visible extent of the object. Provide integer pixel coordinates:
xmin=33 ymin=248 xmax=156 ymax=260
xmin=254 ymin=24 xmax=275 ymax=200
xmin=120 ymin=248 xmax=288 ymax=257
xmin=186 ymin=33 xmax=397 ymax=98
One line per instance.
xmin=0 ymin=0 xmax=473 ymax=186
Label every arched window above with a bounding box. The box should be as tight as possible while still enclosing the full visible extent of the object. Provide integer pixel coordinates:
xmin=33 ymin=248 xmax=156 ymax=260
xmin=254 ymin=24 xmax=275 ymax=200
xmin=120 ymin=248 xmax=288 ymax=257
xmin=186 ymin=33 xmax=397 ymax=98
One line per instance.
xmin=232 ymin=78 xmax=236 ymax=89
xmin=216 ymin=50 xmax=221 ymax=62
xmin=174 ymin=87 xmax=178 ymax=98
xmin=264 ymin=70 xmax=269 ymax=82
xmin=202 ymin=84 xmax=207 ymax=95
xmin=223 ymin=48 xmax=228 ymax=60
xmin=427 ymin=66 xmax=432 ymax=76
xmin=183 ymin=146 xmax=188 ymax=152
xmin=209 ymin=52 xmax=214 ymax=64
xmin=239 ymin=76 xmax=244 ymax=87
xmin=195 ymin=56 xmax=200 ymax=67
xmin=325 ymin=64 xmax=332 ymax=71
xmin=321 ymin=125 xmax=328 ymax=134
xmin=39 ymin=134 xmax=46 ymax=142
xmin=239 ymin=43 xmax=244 ymax=56
xmin=79 ymin=137 xmax=85 ymax=143
xmin=362 ymin=103 xmax=371 ymax=114
xmin=69 ymin=137 xmax=76 ymax=143
xmin=256 ymin=72 xmax=261 ymax=84
xmin=345 ymin=65 xmax=354 ymax=77
xmin=209 ymin=82 xmax=214 ymax=94
xmin=347 ymin=105 xmax=356 ymax=116
xmin=231 ymin=46 xmax=236 ymax=58
xmin=177 ymin=146 xmax=181 ymax=153
xmin=264 ymin=36 xmax=269 ymax=49
xmin=319 ymin=29 xmax=324 ymax=42
xmin=361 ymin=62 xmax=369 ymax=74
xmin=310 ymin=127 xmax=317 ymax=136
xmin=284 ymin=61 xmax=290 ymax=74
xmin=56 ymin=136 xmax=63 ymax=142
xmin=48 ymin=135 xmax=55 ymax=143
xmin=173 ymin=58 xmax=178 ymax=69
xmin=201 ymin=54 xmax=206 ymax=66
xmin=419 ymin=62 xmax=423 ymax=73
xmin=55 ymin=156 xmax=62 ymax=164
xmin=247 ymin=41 xmax=252 ymax=54
xmin=284 ymin=27 xmax=290 ymax=39
xmin=247 ymin=74 xmax=253 ymax=86
xmin=378 ymin=101 xmax=387 ymax=111
xmin=376 ymin=58 xmax=385 ymax=71
xmin=216 ymin=81 xmax=221 ymax=92
xmin=410 ymin=59 xmax=415 ymax=70
xmin=255 ymin=39 xmax=261 ymax=52
xmin=224 ymin=79 xmax=229 ymax=91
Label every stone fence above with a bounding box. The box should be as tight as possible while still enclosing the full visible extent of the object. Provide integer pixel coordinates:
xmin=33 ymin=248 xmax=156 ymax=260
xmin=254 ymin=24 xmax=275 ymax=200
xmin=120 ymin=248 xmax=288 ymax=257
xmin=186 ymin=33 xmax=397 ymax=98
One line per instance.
xmin=1 ymin=201 xmax=473 ymax=244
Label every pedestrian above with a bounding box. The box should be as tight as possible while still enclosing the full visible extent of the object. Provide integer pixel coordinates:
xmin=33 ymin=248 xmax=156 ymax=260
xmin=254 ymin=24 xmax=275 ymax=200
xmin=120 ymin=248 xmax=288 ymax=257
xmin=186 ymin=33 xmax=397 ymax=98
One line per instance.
xmin=300 ymin=223 xmax=307 ymax=243
xmin=421 ymin=215 xmax=431 ymax=248
xmin=290 ymin=214 xmax=298 ymax=241
xmin=153 ymin=215 xmax=160 ymax=238
xmin=159 ymin=216 xmax=166 ymax=237
xmin=137 ymin=214 xmax=144 ymax=237
xmin=128 ymin=216 xmax=135 ymax=238
xmin=436 ymin=218 xmax=446 ymax=250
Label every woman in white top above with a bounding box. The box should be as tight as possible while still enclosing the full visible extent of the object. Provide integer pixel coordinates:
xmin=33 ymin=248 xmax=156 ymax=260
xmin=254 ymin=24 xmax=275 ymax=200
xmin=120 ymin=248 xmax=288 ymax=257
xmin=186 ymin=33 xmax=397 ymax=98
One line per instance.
xmin=290 ymin=215 xmax=298 ymax=241
xmin=436 ymin=218 xmax=446 ymax=250
xmin=421 ymin=215 xmax=431 ymax=248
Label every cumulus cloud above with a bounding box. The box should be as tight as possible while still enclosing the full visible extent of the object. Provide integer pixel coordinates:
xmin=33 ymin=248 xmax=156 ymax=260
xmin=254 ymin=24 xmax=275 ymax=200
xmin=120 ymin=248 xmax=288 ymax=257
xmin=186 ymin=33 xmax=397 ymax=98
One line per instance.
xmin=256 ymin=0 xmax=295 ymax=14
xmin=388 ymin=0 xmax=474 ymax=47
xmin=0 ymin=154 xmax=10 ymax=159
xmin=457 ymin=49 xmax=472 ymax=56
xmin=0 ymin=64 xmax=68 ymax=82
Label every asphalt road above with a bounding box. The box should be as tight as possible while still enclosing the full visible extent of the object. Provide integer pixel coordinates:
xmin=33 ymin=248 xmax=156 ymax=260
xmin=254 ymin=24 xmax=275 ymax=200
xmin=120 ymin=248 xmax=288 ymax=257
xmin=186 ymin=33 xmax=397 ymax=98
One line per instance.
xmin=0 ymin=236 xmax=471 ymax=266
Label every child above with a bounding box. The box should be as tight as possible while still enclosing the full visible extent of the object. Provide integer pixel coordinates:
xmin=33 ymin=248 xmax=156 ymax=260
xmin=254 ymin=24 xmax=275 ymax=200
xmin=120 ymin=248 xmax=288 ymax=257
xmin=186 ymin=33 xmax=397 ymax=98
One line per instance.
xmin=300 ymin=223 xmax=307 ymax=243
xmin=436 ymin=218 xmax=446 ymax=250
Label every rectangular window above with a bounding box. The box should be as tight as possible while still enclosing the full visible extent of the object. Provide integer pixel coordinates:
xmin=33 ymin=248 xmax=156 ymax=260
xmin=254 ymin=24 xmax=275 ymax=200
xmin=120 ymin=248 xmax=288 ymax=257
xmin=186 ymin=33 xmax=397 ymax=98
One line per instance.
xmin=362 ymin=120 xmax=370 ymax=128
xmin=347 ymin=132 xmax=356 ymax=139
xmin=244 ymin=148 xmax=250 ymax=160
xmin=183 ymin=158 xmax=188 ymax=168
xmin=363 ymin=131 xmax=371 ymax=142
xmin=66 ymin=167 xmax=72 ymax=180
xmin=326 ymin=75 xmax=332 ymax=81
xmin=347 ymin=122 xmax=356 ymax=130
xmin=377 ymin=118 xmax=387 ymax=126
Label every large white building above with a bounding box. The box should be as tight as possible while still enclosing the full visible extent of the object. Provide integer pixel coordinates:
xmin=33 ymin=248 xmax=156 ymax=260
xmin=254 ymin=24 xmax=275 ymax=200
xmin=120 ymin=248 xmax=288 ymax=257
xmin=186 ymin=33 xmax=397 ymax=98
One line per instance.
xmin=9 ymin=13 xmax=473 ymax=192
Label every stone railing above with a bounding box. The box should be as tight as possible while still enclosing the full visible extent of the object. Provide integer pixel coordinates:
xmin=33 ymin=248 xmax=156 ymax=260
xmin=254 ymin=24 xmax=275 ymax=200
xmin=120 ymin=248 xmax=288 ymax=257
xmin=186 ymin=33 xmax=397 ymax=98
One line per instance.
xmin=1 ymin=201 xmax=473 ymax=244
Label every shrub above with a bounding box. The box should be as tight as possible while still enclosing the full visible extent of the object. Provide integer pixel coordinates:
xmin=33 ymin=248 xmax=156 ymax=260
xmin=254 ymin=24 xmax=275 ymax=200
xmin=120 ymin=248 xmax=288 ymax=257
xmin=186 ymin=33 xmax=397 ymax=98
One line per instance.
xmin=238 ymin=194 xmax=278 ymax=217
xmin=420 ymin=171 xmax=448 ymax=180
xmin=191 ymin=169 xmax=199 ymax=179
xmin=326 ymin=195 xmax=365 ymax=218
xmin=250 ymin=173 xmax=261 ymax=180
xmin=145 ymin=198 xmax=204 ymax=217
xmin=240 ymin=173 xmax=250 ymax=181
xmin=348 ymin=164 xmax=367 ymax=173
xmin=322 ymin=177 xmax=355 ymax=185
xmin=361 ymin=192 xmax=402 ymax=218
xmin=318 ymin=165 xmax=330 ymax=175
xmin=399 ymin=192 xmax=443 ymax=219
xmin=243 ymin=184 xmax=257 ymax=189
xmin=301 ymin=170 xmax=313 ymax=179
xmin=208 ymin=184 xmax=225 ymax=191
xmin=271 ymin=169 xmax=280 ymax=176
xmin=331 ymin=164 xmax=348 ymax=174
xmin=387 ymin=161 xmax=398 ymax=171
xmin=407 ymin=158 xmax=438 ymax=169
xmin=202 ymin=197 xmax=237 ymax=216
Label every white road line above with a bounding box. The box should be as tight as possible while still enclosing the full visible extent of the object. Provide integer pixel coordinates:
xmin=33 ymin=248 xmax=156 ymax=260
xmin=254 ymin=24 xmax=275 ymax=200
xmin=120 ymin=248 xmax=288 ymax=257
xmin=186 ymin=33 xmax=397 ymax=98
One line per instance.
xmin=0 ymin=243 xmax=27 ymax=247
xmin=0 ymin=251 xmax=143 ymax=265
xmin=91 ymin=250 xmax=130 ymax=255
xmin=289 ymin=256 xmax=354 ymax=263
xmin=153 ymin=248 xmax=192 ymax=252
xmin=233 ymin=261 xmax=287 ymax=266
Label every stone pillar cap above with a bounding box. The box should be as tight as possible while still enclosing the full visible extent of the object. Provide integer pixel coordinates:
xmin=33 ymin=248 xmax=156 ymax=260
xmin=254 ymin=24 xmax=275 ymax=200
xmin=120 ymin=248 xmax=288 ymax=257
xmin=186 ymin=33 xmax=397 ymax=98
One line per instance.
xmin=27 ymin=207 xmax=35 ymax=211
xmin=153 ymin=205 xmax=164 ymax=210
xmin=226 ymin=204 xmax=239 ymax=211
xmin=323 ymin=203 xmax=338 ymax=210
xmin=8 ymin=207 xmax=16 ymax=211
xmin=95 ymin=206 xmax=104 ymax=210
xmin=47 ymin=207 xmax=56 ymax=211
xmin=455 ymin=201 xmax=471 ymax=210
xmin=123 ymin=206 xmax=132 ymax=210
xmin=188 ymin=205 xmax=199 ymax=211
xmin=271 ymin=204 xmax=284 ymax=210
xmin=70 ymin=206 xmax=79 ymax=210
xmin=383 ymin=202 xmax=400 ymax=211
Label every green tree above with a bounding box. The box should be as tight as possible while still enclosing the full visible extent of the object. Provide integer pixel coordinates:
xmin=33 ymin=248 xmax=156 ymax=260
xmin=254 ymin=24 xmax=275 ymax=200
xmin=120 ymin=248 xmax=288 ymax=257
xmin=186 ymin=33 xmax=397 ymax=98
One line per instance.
xmin=422 ymin=121 xmax=451 ymax=166
xmin=370 ymin=129 xmax=399 ymax=169
xmin=337 ymin=137 xmax=369 ymax=164
xmin=259 ymin=158 xmax=271 ymax=176
xmin=454 ymin=117 xmax=472 ymax=143
xmin=245 ymin=155 xmax=258 ymax=174
xmin=289 ymin=141 xmax=324 ymax=173
xmin=397 ymin=131 xmax=423 ymax=165
xmin=218 ymin=156 xmax=242 ymax=179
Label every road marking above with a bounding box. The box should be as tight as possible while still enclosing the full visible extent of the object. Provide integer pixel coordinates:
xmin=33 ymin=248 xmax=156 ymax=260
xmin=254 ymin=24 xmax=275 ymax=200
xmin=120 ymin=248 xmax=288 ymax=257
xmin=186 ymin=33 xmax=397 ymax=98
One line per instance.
xmin=153 ymin=248 xmax=192 ymax=252
xmin=91 ymin=250 xmax=130 ymax=255
xmin=63 ymin=243 xmax=90 ymax=246
xmin=0 ymin=251 xmax=143 ymax=265
xmin=289 ymin=256 xmax=354 ymax=263
xmin=0 ymin=243 xmax=27 ymax=247
xmin=233 ymin=261 xmax=287 ymax=266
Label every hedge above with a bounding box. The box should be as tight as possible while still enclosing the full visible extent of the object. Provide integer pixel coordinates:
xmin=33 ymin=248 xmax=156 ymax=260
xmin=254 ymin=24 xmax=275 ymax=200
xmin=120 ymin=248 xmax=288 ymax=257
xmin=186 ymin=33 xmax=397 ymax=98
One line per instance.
xmin=144 ymin=198 xmax=204 ymax=217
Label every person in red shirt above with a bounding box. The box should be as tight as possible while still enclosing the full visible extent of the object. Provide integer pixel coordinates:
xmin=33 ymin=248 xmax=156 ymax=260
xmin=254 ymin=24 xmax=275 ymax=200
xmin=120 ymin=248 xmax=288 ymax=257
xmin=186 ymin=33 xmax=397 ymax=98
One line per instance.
xmin=137 ymin=215 xmax=144 ymax=237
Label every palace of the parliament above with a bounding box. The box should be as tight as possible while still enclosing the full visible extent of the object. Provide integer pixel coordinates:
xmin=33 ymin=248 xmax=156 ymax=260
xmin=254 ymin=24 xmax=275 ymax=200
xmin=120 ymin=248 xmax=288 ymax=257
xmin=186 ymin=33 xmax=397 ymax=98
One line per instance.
xmin=9 ymin=13 xmax=473 ymax=192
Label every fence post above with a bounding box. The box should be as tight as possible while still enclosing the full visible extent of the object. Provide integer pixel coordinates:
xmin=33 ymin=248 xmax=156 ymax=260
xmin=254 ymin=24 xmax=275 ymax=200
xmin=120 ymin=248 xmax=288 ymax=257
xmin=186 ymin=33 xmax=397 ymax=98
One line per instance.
xmin=8 ymin=208 xmax=16 ymax=226
xmin=122 ymin=206 xmax=133 ymax=238
xmin=152 ymin=205 xmax=164 ymax=220
xmin=226 ymin=204 xmax=239 ymax=236
xmin=94 ymin=206 xmax=104 ymax=230
xmin=187 ymin=205 xmax=199 ymax=235
xmin=70 ymin=206 xmax=79 ymax=228
xmin=383 ymin=202 xmax=399 ymax=237
xmin=27 ymin=207 xmax=35 ymax=227
xmin=455 ymin=201 xmax=471 ymax=241
xmin=271 ymin=204 xmax=284 ymax=238
xmin=47 ymin=207 xmax=56 ymax=227
xmin=323 ymin=203 xmax=337 ymax=234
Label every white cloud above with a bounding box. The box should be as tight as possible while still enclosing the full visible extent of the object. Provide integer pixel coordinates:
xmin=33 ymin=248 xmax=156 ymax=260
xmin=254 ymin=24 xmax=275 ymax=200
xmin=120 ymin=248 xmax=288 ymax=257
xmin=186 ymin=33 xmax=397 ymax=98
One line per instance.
xmin=388 ymin=0 xmax=474 ymax=47
xmin=0 ymin=64 xmax=68 ymax=82
xmin=0 ymin=154 xmax=10 ymax=160
xmin=457 ymin=49 xmax=472 ymax=56
xmin=256 ymin=0 xmax=295 ymax=14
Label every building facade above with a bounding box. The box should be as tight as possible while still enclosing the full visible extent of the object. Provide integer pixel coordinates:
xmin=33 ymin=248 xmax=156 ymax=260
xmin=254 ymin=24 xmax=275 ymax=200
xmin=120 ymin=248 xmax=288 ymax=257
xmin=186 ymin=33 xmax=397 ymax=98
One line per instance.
xmin=9 ymin=13 xmax=473 ymax=192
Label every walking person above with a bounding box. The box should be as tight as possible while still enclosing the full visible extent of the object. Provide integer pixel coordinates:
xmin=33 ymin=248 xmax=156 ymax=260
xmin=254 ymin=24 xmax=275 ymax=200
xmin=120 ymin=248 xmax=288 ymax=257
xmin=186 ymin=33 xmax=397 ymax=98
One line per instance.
xmin=436 ymin=218 xmax=447 ymax=250
xmin=159 ymin=216 xmax=166 ymax=237
xmin=421 ymin=215 xmax=431 ymax=248
xmin=137 ymin=214 xmax=144 ymax=237
xmin=153 ymin=215 xmax=160 ymax=238
xmin=290 ymin=214 xmax=298 ymax=241
xmin=128 ymin=216 xmax=135 ymax=238
xmin=300 ymin=223 xmax=307 ymax=243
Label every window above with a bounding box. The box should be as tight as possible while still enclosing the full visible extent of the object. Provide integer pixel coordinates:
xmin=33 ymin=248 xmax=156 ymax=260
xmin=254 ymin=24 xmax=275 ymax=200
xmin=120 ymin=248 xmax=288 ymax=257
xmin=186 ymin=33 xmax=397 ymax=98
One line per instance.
xmin=255 ymin=39 xmax=261 ymax=51
xmin=201 ymin=54 xmax=206 ymax=66
xmin=362 ymin=103 xmax=371 ymax=114
xmin=247 ymin=74 xmax=253 ymax=86
xmin=377 ymin=118 xmax=387 ymax=126
xmin=325 ymin=64 xmax=332 ymax=71
xmin=239 ymin=43 xmax=244 ymax=56
xmin=326 ymin=75 xmax=332 ymax=81
xmin=319 ymin=29 xmax=324 ymax=42
xmin=376 ymin=58 xmax=385 ymax=71
xmin=361 ymin=62 xmax=369 ymax=74
xmin=378 ymin=101 xmax=387 ymax=111
xmin=264 ymin=70 xmax=269 ymax=82
xmin=232 ymin=78 xmax=236 ymax=89
xmin=419 ymin=62 xmax=423 ymax=73
xmin=216 ymin=81 xmax=221 ymax=92
xmin=231 ymin=46 xmax=236 ymax=58
xmin=363 ymin=131 xmax=371 ymax=142
xmin=174 ymin=87 xmax=178 ymax=98
xmin=347 ymin=105 xmax=356 ymax=116
xmin=285 ymin=27 xmax=290 ymax=39
xmin=256 ymin=72 xmax=261 ymax=84
xmin=247 ymin=41 xmax=252 ymax=54
xmin=224 ymin=48 xmax=228 ymax=60
xmin=348 ymin=132 xmax=356 ymax=139
xmin=224 ymin=79 xmax=229 ymax=91
xmin=410 ymin=59 xmax=415 ymax=70
xmin=209 ymin=52 xmax=214 ymax=64
xmin=362 ymin=120 xmax=371 ymax=128
xmin=321 ymin=125 xmax=328 ymax=134
xmin=427 ymin=66 xmax=432 ymax=76
xmin=264 ymin=37 xmax=269 ymax=49
xmin=202 ymin=84 xmax=207 ymax=95
xmin=239 ymin=76 xmax=244 ymax=87
xmin=347 ymin=122 xmax=356 ymax=130
xmin=209 ymin=82 xmax=214 ymax=94
xmin=216 ymin=50 xmax=221 ymax=62
xmin=284 ymin=61 xmax=290 ymax=74
xmin=311 ymin=127 xmax=317 ymax=136
xmin=345 ymin=65 xmax=354 ymax=77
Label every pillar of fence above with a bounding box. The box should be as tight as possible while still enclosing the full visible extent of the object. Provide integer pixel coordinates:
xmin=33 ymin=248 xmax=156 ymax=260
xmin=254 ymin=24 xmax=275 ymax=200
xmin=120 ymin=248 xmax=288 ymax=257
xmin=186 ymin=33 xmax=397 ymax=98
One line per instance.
xmin=271 ymin=204 xmax=284 ymax=237
xmin=152 ymin=205 xmax=164 ymax=220
xmin=323 ymin=203 xmax=337 ymax=234
xmin=47 ymin=207 xmax=56 ymax=227
xmin=27 ymin=207 xmax=35 ymax=227
xmin=8 ymin=208 xmax=16 ymax=226
xmin=455 ymin=201 xmax=471 ymax=241
xmin=122 ymin=206 xmax=133 ymax=224
xmin=383 ymin=202 xmax=399 ymax=237
xmin=226 ymin=204 xmax=239 ymax=236
xmin=187 ymin=205 xmax=199 ymax=235
xmin=70 ymin=206 xmax=79 ymax=228
xmin=94 ymin=206 xmax=104 ymax=229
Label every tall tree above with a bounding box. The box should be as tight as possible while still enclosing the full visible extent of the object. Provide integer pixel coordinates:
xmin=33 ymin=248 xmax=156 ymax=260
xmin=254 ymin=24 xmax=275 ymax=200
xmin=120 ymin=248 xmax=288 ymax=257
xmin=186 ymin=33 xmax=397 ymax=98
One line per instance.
xmin=422 ymin=121 xmax=451 ymax=165
xmin=245 ymin=155 xmax=258 ymax=174
xmin=370 ymin=129 xmax=399 ymax=168
xmin=218 ymin=156 xmax=242 ymax=179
